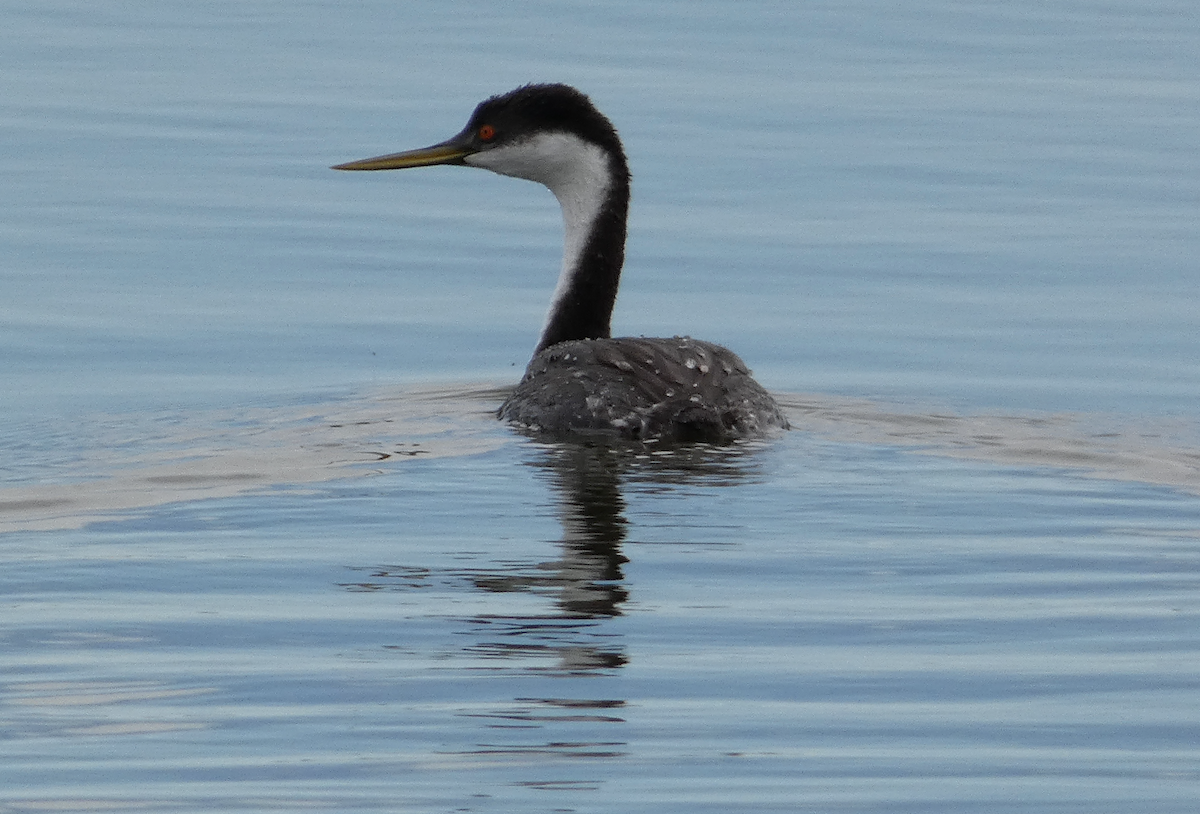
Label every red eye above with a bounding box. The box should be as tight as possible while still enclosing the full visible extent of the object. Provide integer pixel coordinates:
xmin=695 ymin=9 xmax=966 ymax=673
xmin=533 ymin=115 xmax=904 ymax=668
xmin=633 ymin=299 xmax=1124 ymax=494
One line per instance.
xmin=478 ymin=124 xmax=496 ymax=141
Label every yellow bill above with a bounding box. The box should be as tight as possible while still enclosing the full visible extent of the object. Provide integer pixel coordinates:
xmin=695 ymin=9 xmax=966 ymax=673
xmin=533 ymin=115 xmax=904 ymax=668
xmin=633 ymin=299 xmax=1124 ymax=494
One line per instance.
xmin=332 ymin=141 xmax=471 ymax=171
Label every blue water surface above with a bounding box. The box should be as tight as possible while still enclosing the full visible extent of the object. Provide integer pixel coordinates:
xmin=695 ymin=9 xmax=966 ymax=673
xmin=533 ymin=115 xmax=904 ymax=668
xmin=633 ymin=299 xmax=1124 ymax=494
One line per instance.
xmin=2 ymin=1 xmax=1199 ymax=812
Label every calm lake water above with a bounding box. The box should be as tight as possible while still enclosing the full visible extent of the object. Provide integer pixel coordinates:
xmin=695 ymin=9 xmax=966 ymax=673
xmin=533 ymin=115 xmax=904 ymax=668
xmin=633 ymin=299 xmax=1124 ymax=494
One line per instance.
xmin=3 ymin=1 xmax=1200 ymax=811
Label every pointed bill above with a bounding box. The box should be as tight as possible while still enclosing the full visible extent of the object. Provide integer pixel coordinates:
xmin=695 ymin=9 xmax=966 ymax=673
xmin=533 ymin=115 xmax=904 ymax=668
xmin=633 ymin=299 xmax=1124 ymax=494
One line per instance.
xmin=332 ymin=140 xmax=472 ymax=171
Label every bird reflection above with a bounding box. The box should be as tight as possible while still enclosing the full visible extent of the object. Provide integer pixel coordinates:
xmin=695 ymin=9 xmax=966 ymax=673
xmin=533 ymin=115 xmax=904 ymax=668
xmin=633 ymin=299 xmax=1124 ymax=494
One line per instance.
xmin=461 ymin=441 xmax=769 ymax=673
xmin=340 ymin=438 xmax=771 ymax=763
xmin=460 ymin=443 xmax=631 ymax=672
xmin=510 ymin=443 xmax=631 ymax=617
xmin=345 ymin=440 xmax=769 ymax=675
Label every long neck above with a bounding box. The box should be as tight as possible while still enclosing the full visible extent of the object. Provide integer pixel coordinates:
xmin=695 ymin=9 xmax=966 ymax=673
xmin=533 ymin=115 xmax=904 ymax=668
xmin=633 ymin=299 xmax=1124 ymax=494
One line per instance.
xmin=536 ymin=147 xmax=630 ymax=354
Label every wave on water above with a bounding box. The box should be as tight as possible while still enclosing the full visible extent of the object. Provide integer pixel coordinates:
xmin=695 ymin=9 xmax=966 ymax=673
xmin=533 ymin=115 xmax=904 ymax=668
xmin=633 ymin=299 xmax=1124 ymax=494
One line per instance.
xmin=779 ymin=393 xmax=1200 ymax=497
xmin=2 ymin=385 xmax=1198 ymax=534
xmin=0 ymin=386 xmax=511 ymax=533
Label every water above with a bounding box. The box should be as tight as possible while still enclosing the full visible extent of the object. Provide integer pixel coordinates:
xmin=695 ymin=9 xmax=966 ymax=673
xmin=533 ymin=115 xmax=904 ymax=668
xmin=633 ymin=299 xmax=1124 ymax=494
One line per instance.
xmin=3 ymin=1 xmax=1200 ymax=811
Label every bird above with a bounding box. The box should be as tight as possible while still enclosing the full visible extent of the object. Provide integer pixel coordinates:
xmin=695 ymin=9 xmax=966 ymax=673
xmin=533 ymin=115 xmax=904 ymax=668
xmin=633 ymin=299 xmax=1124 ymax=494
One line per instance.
xmin=333 ymin=83 xmax=788 ymax=443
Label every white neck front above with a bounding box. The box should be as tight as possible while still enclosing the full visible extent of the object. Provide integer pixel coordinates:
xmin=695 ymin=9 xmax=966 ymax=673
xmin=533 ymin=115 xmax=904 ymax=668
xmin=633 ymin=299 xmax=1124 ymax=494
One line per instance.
xmin=464 ymin=132 xmax=613 ymax=348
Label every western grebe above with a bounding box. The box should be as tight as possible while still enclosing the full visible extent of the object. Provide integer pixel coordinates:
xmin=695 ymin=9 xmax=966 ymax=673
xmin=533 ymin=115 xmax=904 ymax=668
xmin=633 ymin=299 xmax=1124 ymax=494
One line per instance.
xmin=334 ymin=83 xmax=788 ymax=443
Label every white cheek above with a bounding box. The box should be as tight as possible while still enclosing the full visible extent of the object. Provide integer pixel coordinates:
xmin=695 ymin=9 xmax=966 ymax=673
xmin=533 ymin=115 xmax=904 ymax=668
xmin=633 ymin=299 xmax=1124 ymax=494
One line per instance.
xmin=464 ymin=142 xmax=549 ymax=182
xmin=464 ymin=133 xmax=609 ymax=205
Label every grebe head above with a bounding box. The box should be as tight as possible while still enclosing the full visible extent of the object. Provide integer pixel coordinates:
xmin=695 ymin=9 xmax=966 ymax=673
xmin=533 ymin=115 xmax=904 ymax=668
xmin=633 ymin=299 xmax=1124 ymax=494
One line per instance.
xmin=332 ymin=83 xmax=626 ymax=191
xmin=334 ymin=84 xmax=631 ymax=353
